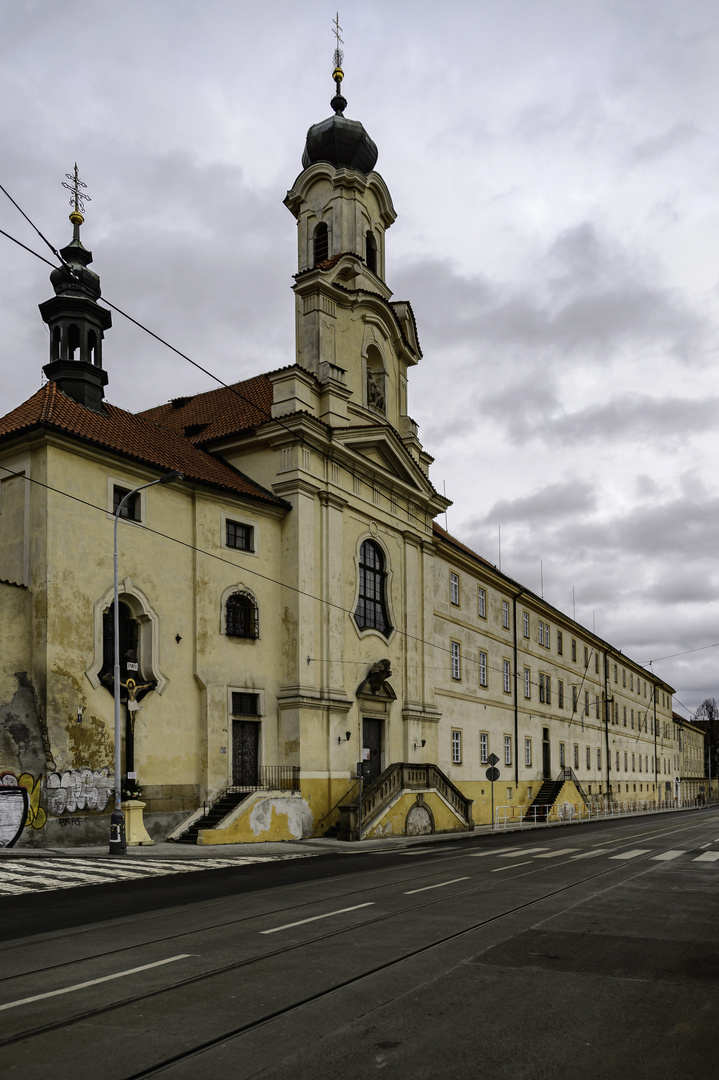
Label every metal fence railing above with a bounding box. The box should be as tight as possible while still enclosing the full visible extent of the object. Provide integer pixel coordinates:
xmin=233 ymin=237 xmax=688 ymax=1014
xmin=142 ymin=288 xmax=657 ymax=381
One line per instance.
xmin=495 ymin=796 xmax=710 ymax=829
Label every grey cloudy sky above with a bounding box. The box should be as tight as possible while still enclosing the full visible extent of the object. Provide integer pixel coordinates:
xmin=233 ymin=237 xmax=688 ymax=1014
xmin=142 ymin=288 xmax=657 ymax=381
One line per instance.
xmin=2 ymin=0 xmax=718 ymax=717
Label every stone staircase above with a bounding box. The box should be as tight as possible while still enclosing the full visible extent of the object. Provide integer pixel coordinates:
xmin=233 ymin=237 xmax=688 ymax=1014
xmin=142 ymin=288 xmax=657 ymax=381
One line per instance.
xmin=174 ymin=790 xmax=250 ymax=844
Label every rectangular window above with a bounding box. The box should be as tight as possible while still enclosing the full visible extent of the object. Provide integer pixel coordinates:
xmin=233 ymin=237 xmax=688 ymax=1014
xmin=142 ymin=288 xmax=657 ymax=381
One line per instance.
xmin=623 ymin=706 xmax=627 ymax=726
xmin=638 ymin=755 xmax=642 ymax=773
xmin=546 ymin=677 xmax=551 ymax=706
xmin=523 ymin=611 xmax=529 ymax=638
xmin=616 ymin=751 xmax=620 ymax=771
xmin=631 ymin=709 xmax=634 ymax=729
xmin=450 ymin=641 xmax=461 ymax=681
xmin=450 ymin=572 xmax=459 ymax=606
xmin=574 ymin=744 xmax=579 ymax=769
xmin=226 ymin=520 xmax=254 ymax=551
xmin=559 ymin=743 xmax=565 ymax=768
xmin=572 ymin=685 xmax=577 ymax=712
xmin=479 ymin=651 xmax=488 ymax=688
xmin=231 ymin=691 xmax=260 ymax=715
xmin=614 ymin=664 xmax=618 ymax=683
xmin=624 ymin=752 xmax=628 ymax=771
xmin=586 ymin=746 xmax=591 ymax=769
xmin=623 ymin=669 xmax=626 ymax=687
xmin=597 ymin=748 xmax=601 ymax=770
xmin=524 ymin=668 xmax=531 ymax=699
xmin=558 ymin=680 xmax=564 ymax=709
xmin=545 ymin=624 xmax=550 ymax=649
xmin=632 ymin=753 xmax=635 ymax=771
xmin=584 ymin=646 xmax=589 ymax=667
xmin=480 ymin=732 xmax=488 ymax=764
xmin=594 ymin=652 xmax=599 ymax=674
xmin=539 ymin=620 xmax=545 ymax=646
xmin=571 ymin=638 xmax=577 ymax=662
xmin=556 ymin=630 xmax=563 ymax=656
xmin=502 ymin=600 xmax=510 ymax=629
xmin=504 ymin=735 xmax=512 ymax=766
xmin=630 ymin=673 xmax=634 ymax=691
xmin=113 ymin=485 xmax=140 ymax=521
xmin=584 ymin=690 xmax=590 ymax=716
xmin=539 ymin=673 xmax=546 ymax=703
xmin=525 ymin=738 xmax=532 ymax=766
xmin=452 ymin=729 xmax=462 ymax=764
xmin=478 ymin=587 xmax=486 ymax=618
xmin=503 ymin=659 xmax=511 ymax=694
xmin=595 ymin=695 xmax=600 ymax=719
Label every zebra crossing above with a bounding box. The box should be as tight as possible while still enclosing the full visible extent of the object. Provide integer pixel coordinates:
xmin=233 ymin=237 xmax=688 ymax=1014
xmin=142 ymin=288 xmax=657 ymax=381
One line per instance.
xmin=0 ymin=852 xmax=312 ymax=896
xmin=488 ymin=845 xmax=719 ymax=867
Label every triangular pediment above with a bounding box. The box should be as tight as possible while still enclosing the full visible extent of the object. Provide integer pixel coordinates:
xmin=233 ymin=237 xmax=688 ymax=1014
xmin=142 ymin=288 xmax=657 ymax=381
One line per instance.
xmin=334 ymin=426 xmax=432 ymax=494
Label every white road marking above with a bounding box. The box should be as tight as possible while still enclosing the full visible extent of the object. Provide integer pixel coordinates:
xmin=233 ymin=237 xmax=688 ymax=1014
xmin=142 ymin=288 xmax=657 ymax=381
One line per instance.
xmin=534 ymin=848 xmax=580 ymax=859
xmin=571 ymin=849 xmax=611 ymax=859
xmin=701 ymin=843 xmax=711 ymax=849
xmin=497 ymin=848 xmax=549 ymax=858
xmin=260 ymin=903 xmax=374 ymax=934
xmin=651 ymin=850 xmax=685 ymax=861
xmin=693 ymin=852 xmax=719 ymax=862
xmin=0 ymin=955 xmax=192 ymax=1012
xmin=609 ymin=849 xmax=652 ymax=860
xmin=467 ymin=848 xmax=514 ymax=857
xmin=492 ymin=861 xmax=532 ymax=872
xmin=404 ymin=877 xmax=470 ymax=895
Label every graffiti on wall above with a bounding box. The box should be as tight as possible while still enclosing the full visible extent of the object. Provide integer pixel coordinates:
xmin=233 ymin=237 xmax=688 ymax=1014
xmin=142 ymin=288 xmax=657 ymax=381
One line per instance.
xmin=46 ymin=767 xmax=114 ymax=815
xmin=0 ymin=772 xmax=46 ymax=847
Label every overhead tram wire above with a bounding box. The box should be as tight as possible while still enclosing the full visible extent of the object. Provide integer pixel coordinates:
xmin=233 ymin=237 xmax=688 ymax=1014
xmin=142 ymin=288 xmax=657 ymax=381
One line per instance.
xmin=0 ymin=206 xmax=438 ymax=538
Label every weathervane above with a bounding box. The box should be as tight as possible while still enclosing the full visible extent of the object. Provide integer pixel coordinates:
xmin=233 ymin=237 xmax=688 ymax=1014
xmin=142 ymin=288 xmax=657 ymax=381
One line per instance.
xmin=62 ymin=162 xmax=91 ymax=221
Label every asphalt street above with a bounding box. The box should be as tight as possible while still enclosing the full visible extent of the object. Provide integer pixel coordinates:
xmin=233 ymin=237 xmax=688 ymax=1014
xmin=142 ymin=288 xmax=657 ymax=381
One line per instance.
xmin=1 ymin=808 xmax=718 ymax=1080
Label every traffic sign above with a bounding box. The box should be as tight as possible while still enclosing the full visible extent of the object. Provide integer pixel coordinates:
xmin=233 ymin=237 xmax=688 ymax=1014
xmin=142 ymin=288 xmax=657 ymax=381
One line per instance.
xmin=488 ymin=753 xmax=499 ymax=766
xmin=485 ymin=766 xmax=500 ymax=782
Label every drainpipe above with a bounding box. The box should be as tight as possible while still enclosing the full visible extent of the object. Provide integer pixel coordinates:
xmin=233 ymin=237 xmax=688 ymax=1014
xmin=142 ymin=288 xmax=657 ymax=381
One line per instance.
xmin=653 ymin=686 xmax=658 ymax=804
xmin=512 ymin=594 xmax=521 ymax=787
xmin=604 ymin=654 xmax=611 ymax=799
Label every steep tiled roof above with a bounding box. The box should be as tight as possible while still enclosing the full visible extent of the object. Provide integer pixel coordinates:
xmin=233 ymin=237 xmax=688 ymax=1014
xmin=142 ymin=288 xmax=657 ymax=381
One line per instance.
xmin=139 ymin=374 xmax=273 ymax=444
xmin=0 ymin=382 xmax=285 ymax=507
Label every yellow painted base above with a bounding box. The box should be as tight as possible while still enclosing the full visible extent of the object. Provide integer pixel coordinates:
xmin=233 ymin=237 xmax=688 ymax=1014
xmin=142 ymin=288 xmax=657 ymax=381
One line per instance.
xmin=121 ymin=799 xmax=155 ymax=846
xmin=200 ymin=793 xmax=314 ymax=845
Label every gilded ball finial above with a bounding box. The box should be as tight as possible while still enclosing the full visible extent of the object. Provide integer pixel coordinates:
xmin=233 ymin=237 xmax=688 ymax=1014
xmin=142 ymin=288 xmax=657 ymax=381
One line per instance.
xmin=69 ymin=210 xmax=84 ymax=226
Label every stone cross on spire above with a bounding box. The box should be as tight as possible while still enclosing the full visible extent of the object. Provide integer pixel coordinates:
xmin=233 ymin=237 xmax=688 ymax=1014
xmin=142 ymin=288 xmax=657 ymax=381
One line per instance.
xmin=331 ymin=12 xmax=347 ymax=115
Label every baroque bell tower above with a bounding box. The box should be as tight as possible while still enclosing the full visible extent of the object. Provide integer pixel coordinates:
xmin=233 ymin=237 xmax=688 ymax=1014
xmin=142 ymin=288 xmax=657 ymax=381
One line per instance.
xmin=39 ymin=165 xmax=111 ymax=413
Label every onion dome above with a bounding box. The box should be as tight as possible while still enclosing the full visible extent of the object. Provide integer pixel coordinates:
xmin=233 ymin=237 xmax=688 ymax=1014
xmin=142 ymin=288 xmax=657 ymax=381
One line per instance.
xmin=302 ymin=65 xmax=378 ymax=174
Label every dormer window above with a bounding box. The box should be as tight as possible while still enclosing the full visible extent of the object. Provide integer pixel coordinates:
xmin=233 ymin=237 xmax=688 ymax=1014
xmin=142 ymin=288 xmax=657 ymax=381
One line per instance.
xmin=313 ymin=222 xmax=329 ymax=265
xmin=366 ymin=230 xmax=377 ymax=275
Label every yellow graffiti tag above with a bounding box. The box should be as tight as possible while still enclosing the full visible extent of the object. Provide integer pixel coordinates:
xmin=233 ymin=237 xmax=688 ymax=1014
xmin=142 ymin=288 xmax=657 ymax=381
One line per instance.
xmin=17 ymin=774 xmax=47 ymax=830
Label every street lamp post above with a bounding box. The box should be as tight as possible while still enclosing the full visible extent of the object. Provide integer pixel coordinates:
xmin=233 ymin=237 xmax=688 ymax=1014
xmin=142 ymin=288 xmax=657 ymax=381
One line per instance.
xmin=109 ymin=470 xmax=183 ymax=855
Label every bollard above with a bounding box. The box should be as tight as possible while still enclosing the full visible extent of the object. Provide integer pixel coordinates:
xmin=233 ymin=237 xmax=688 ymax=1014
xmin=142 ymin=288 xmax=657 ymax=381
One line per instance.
xmin=109 ymin=809 xmax=127 ymax=855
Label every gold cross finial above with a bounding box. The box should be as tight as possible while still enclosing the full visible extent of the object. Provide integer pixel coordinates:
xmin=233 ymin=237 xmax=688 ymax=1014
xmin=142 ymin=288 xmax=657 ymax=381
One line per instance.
xmin=62 ymin=162 xmax=91 ymax=224
xmin=332 ymin=11 xmax=344 ymax=72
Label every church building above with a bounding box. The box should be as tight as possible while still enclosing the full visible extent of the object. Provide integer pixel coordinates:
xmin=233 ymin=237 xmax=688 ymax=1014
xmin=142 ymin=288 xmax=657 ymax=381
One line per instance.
xmin=0 ymin=63 xmax=679 ymax=849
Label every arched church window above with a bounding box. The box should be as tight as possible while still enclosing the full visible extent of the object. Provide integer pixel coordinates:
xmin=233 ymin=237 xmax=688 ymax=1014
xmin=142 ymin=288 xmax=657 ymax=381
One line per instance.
xmin=51 ymin=327 xmax=61 ymax=361
xmin=313 ymin=222 xmax=329 ymax=265
xmin=226 ymin=591 xmax=259 ymax=639
xmin=355 ymin=540 xmax=391 ymax=636
xmin=88 ymin=330 xmax=98 ymax=365
xmin=68 ymin=323 xmax=80 ymax=360
xmin=100 ymin=601 xmax=140 ymax=688
xmin=366 ymin=345 xmax=386 ymax=414
xmin=366 ymin=230 xmax=377 ymax=275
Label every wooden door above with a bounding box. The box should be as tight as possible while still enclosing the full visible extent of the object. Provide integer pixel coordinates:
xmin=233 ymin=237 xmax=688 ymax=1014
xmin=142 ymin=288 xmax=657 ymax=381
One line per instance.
xmin=232 ymin=721 xmax=259 ymax=787
xmin=362 ymin=718 xmax=383 ymax=783
xmin=542 ymin=728 xmax=551 ymax=779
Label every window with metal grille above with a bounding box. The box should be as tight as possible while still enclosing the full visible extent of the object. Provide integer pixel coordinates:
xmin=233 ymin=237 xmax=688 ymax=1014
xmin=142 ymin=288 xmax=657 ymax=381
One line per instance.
xmin=226 ymin=591 xmax=259 ymax=638
xmin=226 ymin=520 xmax=253 ymax=551
xmin=231 ymin=692 xmax=259 ymax=715
xmin=355 ymin=540 xmax=390 ymax=635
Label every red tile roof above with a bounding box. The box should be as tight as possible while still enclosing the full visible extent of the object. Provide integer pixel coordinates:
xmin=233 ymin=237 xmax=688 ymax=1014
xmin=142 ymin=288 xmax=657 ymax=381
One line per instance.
xmin=432 ymin=521 xmax=497 ymax=570
xmin=0 ymin=382 xmax=286 ymax=507
xmin=139 ymin=374 xmax=274 ymax=444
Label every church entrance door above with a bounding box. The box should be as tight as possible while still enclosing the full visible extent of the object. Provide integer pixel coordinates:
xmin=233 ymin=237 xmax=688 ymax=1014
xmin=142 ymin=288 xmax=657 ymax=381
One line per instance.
xmin=232 ymin=721 xmax=259 ymax=787
xmin=362 ymin=718 xmax=383 ymax=784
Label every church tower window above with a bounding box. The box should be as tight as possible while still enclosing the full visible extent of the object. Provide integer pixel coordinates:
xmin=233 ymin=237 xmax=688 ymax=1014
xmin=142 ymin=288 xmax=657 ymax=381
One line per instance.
xmin=366 ymin=230 xmax=377 ymax=274
xmin=355 ymin=540 xmax=390 ymax=636
xmin=313 ymin=222 xmax=329 ymax=265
